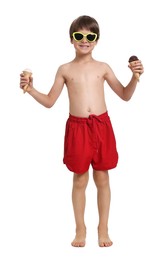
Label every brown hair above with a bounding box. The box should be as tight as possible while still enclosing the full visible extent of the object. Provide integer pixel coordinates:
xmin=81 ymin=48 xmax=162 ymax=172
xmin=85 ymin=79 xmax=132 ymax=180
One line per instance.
xmin=69 ymin=15 xmax=100 ymax=41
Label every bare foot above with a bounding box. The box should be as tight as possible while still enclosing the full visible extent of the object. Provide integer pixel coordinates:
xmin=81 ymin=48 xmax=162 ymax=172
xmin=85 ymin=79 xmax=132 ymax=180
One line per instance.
xmin=98 ymin=231 xmax=113 ymax=247
xmin=71 ymin=230 xmax=86 ymax=247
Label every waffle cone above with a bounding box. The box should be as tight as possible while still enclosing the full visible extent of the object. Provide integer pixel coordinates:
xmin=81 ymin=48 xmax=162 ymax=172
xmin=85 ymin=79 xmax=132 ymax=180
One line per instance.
xmin=22 ymin=69 xmax=32 ymax=93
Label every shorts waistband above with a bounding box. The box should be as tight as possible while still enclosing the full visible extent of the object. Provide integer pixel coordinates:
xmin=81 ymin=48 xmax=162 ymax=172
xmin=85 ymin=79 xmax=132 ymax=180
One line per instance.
xmin=68 ymin=111 xmax=109 ymax=122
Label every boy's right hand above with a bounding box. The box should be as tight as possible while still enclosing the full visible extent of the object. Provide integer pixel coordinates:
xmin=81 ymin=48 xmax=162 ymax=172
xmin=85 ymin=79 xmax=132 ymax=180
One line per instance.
xmin=20 ymin=73 xmax=33 ymax=93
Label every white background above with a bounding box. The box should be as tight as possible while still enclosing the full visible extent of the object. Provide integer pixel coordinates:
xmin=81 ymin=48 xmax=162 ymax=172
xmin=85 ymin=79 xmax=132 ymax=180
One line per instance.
xmin=0 ymin=0 xmax=165 ymax=259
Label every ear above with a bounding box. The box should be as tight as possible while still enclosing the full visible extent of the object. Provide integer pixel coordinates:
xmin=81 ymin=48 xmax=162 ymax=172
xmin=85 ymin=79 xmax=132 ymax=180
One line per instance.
xmin=70 ymin=38 xmax=73 ymax=44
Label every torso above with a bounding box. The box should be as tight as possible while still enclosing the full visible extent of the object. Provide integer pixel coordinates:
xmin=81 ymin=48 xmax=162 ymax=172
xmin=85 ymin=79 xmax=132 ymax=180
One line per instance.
xmin=62 ymin=59 xmax=108 ymax=117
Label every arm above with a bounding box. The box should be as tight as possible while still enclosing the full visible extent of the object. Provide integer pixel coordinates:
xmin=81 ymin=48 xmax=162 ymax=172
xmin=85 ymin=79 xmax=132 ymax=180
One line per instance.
xmin=104 ymin=60 xmax=144 ymax=101
xmin=20 ymin=65 xmax=65 ymax=108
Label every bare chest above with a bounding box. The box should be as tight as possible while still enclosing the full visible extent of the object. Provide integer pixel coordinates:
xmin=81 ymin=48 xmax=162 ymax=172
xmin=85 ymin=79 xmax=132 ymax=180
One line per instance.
xmin=65 ymin=67 xmax=104 ymax=86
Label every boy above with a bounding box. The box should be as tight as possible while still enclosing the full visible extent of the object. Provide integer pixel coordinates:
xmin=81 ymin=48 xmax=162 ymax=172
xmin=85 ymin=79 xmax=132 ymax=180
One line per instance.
xmin=20 ymin=15 xmax=144 ymax=247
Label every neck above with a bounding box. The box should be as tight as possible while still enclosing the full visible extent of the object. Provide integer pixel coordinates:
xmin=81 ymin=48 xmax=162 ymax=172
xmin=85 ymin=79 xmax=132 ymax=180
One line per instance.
xmin=74 ymin=52 xmax=94 ymax=63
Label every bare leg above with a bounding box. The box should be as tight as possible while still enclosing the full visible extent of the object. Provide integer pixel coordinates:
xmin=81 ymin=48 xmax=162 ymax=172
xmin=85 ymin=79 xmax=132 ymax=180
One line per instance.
xmin=71 ymin=171 xmax=89 ymax=247
xmin=93 ymin=170 xmax=113 ymax=247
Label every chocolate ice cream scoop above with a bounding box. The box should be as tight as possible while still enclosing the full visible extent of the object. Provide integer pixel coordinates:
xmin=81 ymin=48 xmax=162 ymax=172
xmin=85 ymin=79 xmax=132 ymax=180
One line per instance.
xmin=128 ymin=55 xmax=140 ymax=81
xmin=128 ymin=55 xmax=139 ymax=63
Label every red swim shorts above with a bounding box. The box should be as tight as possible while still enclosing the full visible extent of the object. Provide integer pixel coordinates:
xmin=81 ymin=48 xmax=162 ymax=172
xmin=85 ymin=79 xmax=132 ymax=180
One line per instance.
xmin=63 ymin=112 xmax=118 ymax=174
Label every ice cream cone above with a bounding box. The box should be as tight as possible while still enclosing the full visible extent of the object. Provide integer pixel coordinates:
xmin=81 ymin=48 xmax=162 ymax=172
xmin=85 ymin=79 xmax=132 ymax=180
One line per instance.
xmin=22 ymin=69 xmax=32 ymax=93
xmin=128 ymin=56 xmax=140 ymax=81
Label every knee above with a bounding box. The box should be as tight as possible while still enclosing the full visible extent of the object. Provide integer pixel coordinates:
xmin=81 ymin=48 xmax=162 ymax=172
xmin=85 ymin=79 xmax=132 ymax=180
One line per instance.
xmin=73 ymin=172 xmax=89 ymax=189
xmin=93 ymin=170 xmax=109 ymax=189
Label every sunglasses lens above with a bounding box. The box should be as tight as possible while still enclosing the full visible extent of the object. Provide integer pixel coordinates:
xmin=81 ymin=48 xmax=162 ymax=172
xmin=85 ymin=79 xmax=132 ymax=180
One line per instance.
xmin=86 ymin=34 xmax=97 ymax=42
xmin=74 ymin=33 xmax=83 ymax=41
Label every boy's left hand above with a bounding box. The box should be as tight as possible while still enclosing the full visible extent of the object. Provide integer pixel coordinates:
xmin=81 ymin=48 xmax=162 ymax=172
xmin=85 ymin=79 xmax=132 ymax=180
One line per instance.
xmin=128 ymin=59 xmax=144 ymax=77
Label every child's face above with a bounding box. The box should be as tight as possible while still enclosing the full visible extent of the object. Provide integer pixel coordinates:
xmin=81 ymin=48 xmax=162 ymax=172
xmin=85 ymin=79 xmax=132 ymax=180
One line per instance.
xmin=71 ymin=29 xmax=97 ymax=54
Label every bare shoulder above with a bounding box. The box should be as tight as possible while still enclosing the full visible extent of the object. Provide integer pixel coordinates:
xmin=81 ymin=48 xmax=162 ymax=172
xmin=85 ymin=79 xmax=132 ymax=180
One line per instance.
xmin=54 ymin=62 xmax=73 ymax=80
xmin=54 ymin=61 xmax=75 ymax=84
xmin=93 ymin=61 xmax=114 ymax=77
xmin=99 ymin=61 xmax=112 ymax=70
xmin=94 ymin=60 xmax=112 ymax=70
xmin=57 ymin=61 xmax=73 ymax=71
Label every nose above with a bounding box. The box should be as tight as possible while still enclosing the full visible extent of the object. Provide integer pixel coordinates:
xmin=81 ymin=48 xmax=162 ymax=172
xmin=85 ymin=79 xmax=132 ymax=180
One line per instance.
xmin=81 ymin=36 xmax=87 ymax=42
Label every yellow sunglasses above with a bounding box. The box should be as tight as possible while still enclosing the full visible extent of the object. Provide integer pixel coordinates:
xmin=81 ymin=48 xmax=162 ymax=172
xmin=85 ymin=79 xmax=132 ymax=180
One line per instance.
xmin=72 ymin=32 xmax=97 ymax=42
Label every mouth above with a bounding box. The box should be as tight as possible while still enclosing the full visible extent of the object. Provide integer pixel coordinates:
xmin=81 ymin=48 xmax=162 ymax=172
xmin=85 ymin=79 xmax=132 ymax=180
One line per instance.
xmin=79 ymin=44 xmax=89 ymax=48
